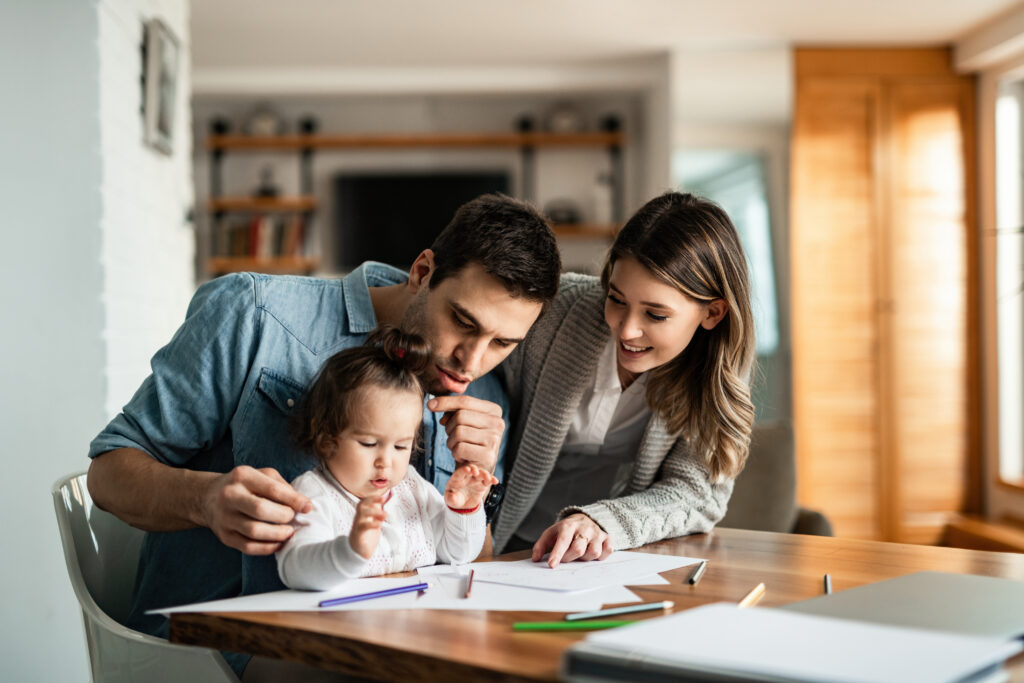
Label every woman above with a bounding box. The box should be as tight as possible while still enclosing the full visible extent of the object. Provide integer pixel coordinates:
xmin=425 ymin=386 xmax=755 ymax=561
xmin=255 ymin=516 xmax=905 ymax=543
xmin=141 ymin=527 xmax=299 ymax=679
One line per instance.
xmin=494 ymin=191 xmax=755 ymax=567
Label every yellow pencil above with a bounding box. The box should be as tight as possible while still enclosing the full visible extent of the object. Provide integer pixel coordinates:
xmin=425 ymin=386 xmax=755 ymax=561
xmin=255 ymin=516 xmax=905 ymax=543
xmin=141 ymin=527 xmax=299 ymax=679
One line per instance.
xmin=738 ymin=582 xmax=766 ymax=608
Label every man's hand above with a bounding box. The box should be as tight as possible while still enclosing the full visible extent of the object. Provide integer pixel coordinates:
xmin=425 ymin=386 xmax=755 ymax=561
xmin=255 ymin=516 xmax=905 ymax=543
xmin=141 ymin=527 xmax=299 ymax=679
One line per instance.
xmin=428 ymin=395 xmax=504 ymax=473
xmin=532 ymin=513 xmax=613 ymax=569
xmin=88 ymin=449 xmax=311 ymax=556
xmin=349 ymin=493 xmax=387 ymax=559
xmin=445 ymin=464 xmax=499 ymax=510
xmin=202 ymin=466 xmax=312 ymax=556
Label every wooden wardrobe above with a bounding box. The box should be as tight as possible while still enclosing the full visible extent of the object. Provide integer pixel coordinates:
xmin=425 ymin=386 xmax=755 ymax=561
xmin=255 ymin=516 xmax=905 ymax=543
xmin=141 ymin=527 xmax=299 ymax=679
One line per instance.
xmin=790 ymin=48 xmax=978 ymax=543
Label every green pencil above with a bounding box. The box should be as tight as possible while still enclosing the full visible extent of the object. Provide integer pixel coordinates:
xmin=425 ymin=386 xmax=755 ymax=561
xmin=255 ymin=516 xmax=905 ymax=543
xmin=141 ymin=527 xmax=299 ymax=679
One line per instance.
xmin=512 ymin=620 xmax=632 ymax=631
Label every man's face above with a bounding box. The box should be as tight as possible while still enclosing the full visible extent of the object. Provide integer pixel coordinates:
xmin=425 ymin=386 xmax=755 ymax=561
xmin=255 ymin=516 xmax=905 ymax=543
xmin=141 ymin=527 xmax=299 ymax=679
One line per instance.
xmin=402 ymin=260 xmax=543 ymax=395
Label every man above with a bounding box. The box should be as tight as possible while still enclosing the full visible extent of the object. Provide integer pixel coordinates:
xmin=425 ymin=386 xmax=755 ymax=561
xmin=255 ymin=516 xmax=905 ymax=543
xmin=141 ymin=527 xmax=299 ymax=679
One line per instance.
xmin=86 ymin=194 xmax=561 ymax=677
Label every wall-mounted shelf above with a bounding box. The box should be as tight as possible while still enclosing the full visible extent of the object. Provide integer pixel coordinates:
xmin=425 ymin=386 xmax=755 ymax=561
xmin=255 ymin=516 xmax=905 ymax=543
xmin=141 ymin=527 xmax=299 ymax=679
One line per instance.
xmin=551 ymin=223 xmax=620 ymax=239
xmin=207 ymin=196 xmax=316 ymax=212
xmin=204 ymin=126 xmax=626 ymax=278
xmin=208 ymin=256 xmax=320 ymax=276
xmin=207 ymin=131 xmax=624 ymax=151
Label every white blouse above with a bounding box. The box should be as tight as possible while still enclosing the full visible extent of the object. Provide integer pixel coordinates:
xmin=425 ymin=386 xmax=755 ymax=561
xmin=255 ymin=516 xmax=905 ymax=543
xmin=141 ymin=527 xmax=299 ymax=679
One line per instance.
xmin=516 ymin=337 xmax=651 ymax=542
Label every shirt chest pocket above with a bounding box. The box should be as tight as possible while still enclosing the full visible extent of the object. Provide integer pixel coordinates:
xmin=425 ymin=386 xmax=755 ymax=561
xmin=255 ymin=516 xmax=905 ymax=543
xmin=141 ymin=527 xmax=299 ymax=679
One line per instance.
xmin=235 ymin=368 xmax=314 ymax=480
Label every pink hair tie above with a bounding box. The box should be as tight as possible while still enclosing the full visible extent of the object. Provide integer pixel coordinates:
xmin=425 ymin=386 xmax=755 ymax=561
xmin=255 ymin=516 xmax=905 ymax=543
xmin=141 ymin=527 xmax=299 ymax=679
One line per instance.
xmin=395 ymin=348 xmax=406 ymax=359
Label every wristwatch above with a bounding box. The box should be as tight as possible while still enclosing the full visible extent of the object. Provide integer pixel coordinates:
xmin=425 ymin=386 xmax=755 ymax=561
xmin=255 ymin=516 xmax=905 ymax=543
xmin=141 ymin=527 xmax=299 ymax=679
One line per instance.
xmin=483 ymin=482 xmax=505 ymax=523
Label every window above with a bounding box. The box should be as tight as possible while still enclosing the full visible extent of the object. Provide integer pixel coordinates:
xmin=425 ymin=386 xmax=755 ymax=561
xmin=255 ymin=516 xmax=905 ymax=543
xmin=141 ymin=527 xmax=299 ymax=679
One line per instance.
xmin=982 ymin=60 xmax=1024 ymax=526
xmin=995 ymin=80 xmax=1024 ymax=485
xmin=673 ymin=150 xmax=779 ymax=355
xmin=673 ymin=148 xmax=785 ymax=422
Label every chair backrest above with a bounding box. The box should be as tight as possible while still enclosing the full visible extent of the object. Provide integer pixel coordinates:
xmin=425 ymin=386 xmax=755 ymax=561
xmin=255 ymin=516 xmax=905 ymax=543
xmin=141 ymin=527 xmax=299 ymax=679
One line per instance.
xmin=719 ymin=420 xmax=799 ymax=532
xmin=52 ymin=471 xmax=238 ymax=683
xmin=53 ymin=472 xmax=145 ymax=625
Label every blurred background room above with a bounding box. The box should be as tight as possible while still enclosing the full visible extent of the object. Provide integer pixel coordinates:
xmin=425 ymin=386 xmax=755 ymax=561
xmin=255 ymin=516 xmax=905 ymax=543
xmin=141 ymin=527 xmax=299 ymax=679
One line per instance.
xmin=6 ymin=0 xmax=1024 ymax=679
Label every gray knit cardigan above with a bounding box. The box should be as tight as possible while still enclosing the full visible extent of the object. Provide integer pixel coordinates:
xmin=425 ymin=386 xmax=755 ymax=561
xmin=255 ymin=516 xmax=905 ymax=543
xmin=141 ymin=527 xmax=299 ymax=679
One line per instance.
xmin=492 ymin=273 xmax=734 ymax=553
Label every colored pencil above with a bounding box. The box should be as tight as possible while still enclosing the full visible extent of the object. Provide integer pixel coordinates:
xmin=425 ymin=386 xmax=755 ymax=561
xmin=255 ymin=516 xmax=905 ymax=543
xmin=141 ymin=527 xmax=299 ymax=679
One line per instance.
xmin=565 ymin=600 xmax=674 ymax=621
xmin=738 ymin=582 xmax=766 ymax=608
xmin=464 ymin=569 xmax=475 ymax=599
xmin=513 ymin=620 xmax=632 ymax=631
xmin=318 ymin=582 xmax=428 ymax=608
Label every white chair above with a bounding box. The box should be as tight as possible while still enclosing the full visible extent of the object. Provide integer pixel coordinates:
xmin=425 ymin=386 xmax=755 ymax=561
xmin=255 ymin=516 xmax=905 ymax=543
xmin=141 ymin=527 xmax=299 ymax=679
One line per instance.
xmin=52 ymin=472 xmax=238 ymax=683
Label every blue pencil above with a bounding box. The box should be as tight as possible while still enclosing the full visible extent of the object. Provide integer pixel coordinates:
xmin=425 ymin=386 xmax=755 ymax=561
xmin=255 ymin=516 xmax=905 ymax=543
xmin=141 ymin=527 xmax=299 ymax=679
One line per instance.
xmin=318 ymin=582 xmax=429 ymax=608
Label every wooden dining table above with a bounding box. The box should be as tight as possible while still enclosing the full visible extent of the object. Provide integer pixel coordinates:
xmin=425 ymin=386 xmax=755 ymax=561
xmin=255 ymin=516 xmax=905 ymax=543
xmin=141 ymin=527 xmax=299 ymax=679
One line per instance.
xmin=169 ymin=528 xmax=1024 ymax=681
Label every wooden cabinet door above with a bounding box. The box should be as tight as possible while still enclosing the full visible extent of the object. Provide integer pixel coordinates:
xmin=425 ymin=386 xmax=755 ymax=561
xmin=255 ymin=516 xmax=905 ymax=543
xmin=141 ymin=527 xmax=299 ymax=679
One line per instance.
xmin=792 ymin=78 xmax=884 ymax=539
xmin=790 ymin=50 xmax=976 ymax=542
xmin=885 ymin=80 xmax=975 ymax=544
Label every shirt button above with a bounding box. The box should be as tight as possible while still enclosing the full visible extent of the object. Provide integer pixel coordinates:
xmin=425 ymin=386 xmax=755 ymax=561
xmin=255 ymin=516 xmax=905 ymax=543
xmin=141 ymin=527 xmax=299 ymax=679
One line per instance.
xmin=286 ymin=398 xmax=295 ymax=408
xmin=427 ymin=458 xmax=432 ymax=466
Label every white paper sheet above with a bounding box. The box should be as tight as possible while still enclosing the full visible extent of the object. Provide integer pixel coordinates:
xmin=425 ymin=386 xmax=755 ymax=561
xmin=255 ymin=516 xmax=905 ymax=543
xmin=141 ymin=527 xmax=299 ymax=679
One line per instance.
xmin=151 ymin=575 xmax=642 ymax=615
xmin=417 ymin=563 xmax=670 ymax=588
xmin=412 ymin=568 xmax=641 ymax=611
xmin=471 ymin=550 xmax=700 ymax=592
xmin=573 ymin=603 xmax=1023 ymax=683
xmin=150 ymin=550 xmax=693 ymax=616
xmin=152 ymin=577 xmax=420 ymax=615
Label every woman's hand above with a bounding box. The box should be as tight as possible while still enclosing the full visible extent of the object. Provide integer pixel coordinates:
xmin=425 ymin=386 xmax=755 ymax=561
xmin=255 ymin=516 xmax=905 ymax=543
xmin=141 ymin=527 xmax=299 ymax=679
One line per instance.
xmin=349 ymin=493 xmax=387 ymax=559
xmin=444 ymin=464 xmax=499 ymax=511
xmin=532 ymin=513 xmax=614 ymax=568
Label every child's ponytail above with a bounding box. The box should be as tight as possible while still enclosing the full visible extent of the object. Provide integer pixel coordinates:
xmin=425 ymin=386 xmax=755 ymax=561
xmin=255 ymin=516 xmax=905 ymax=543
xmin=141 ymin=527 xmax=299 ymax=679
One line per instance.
xmin=291 ymin=325 xmax=432 ymax=461
xmin=366 ymin=325 xmax=431 ymax=378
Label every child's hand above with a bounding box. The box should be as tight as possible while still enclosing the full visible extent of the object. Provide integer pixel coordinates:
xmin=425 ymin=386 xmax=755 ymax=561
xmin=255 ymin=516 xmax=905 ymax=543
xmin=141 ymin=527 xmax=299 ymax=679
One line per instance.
xmin=350 ymin=493 xmax=387 ymax=559
xmin=445 ymin=464 xmax=499 ymax=511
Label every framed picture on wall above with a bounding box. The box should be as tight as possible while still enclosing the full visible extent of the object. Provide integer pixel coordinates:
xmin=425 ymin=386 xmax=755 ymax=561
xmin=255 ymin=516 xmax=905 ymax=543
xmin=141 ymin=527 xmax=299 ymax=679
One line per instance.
xmin=142 ymin=18 xmax=179 ymax=155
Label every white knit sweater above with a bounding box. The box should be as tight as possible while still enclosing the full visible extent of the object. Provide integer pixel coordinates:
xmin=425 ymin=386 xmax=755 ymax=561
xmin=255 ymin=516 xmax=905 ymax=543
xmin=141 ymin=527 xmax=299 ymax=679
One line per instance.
xmin=493 ymin=273 xmax=735 ymax=553
xmin=276 ymin=466 xmax=485 ymax=590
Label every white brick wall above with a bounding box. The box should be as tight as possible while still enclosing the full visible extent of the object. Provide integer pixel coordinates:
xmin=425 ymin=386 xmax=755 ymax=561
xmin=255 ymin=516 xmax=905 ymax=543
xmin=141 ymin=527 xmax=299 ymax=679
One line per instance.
xmin=0 ymin=2 xmax=196 ymax=679
xmin=99 ymin=0 xmax=194 ymax=416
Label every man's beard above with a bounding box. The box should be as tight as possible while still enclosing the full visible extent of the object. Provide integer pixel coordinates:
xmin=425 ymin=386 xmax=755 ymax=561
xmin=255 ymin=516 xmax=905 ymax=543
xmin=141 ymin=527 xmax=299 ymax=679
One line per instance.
xmin=401 ymin=291 xmax=455 ymax=396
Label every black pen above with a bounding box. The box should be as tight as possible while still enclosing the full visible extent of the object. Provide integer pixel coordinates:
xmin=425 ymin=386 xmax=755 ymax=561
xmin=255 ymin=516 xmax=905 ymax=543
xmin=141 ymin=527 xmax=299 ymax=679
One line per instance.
xmin=688 ymin=560 xmax=708 ymax=585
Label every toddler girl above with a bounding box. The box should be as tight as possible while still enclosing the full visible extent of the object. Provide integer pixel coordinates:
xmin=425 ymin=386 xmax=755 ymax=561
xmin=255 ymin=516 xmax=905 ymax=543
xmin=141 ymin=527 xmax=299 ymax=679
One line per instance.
xmin=276 ymin=325 xmax=497 ymax=590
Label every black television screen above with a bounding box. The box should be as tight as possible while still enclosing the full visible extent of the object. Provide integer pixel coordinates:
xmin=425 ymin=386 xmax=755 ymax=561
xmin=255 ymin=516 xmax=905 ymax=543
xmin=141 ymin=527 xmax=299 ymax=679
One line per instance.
xmin=333 ymin=170 xmax=511 ymax=272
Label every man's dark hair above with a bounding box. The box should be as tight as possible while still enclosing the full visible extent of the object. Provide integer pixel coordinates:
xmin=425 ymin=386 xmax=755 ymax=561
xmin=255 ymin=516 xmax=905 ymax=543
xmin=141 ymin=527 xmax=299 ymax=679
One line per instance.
xmin=428 ymin=194 xmax=561 ymax=303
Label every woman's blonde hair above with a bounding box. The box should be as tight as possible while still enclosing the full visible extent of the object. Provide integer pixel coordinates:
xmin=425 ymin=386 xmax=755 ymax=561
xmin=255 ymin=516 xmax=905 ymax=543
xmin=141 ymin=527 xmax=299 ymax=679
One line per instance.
xmin=601 ymin=192 xmax=755 ymax=481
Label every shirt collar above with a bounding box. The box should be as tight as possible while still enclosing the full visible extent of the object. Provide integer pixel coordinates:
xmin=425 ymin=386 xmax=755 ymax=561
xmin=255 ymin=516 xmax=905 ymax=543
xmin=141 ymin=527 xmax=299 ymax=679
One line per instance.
xmin=595 ymin=338 xmax=621 ymax=393
xmin=341 ymin=261 xmax=410 ymax=334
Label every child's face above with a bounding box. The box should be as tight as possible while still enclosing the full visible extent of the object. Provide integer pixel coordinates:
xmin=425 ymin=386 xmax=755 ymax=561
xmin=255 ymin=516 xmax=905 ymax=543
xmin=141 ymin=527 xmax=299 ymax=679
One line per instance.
xmin=325 ymin=386 xmax=423 ymax=499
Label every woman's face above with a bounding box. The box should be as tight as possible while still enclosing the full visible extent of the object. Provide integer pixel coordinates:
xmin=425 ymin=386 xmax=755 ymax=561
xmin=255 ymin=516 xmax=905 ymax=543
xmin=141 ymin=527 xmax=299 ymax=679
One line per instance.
xmin=603 ymin=256 xmax=727 ymax=384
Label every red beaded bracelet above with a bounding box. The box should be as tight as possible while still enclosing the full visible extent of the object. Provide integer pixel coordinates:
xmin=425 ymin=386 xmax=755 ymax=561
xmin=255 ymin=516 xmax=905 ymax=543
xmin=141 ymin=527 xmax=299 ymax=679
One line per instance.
xmin=447 ymin=504 xmax=481 ymax=514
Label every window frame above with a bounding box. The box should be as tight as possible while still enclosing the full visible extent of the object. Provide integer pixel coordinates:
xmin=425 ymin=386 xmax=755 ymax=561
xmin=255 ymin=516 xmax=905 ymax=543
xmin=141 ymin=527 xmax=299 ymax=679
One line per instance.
xmin=980 ymin=56 xmax=1024 ymax=524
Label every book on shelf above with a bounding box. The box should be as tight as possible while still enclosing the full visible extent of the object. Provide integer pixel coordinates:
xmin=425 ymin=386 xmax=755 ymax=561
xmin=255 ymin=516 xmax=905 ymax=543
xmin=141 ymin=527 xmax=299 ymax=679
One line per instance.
xmin=214 ymin=213 xmax=308 ymax=260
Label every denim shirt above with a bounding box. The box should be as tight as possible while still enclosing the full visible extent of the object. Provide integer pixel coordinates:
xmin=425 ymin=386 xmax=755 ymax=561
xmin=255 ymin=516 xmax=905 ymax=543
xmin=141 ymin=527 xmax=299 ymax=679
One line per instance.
xmin=87 ymin=262 xmax=508 ymax=673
